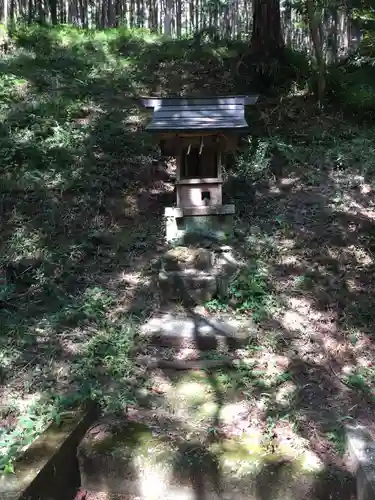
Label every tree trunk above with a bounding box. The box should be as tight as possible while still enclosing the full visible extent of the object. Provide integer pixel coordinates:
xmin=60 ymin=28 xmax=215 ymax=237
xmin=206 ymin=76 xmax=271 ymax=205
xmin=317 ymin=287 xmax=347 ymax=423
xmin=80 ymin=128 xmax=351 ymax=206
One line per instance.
xmin=48 ymin=0 xmax=57 ymax=24
xmin=176 ymin=0 xmax=181 ymax=37
xmin=250 ymin=0 xmax=284 ymax=60
xmin=3 ymin=0 xmax=9 ymax=26
xmin=163 ymin=0 xmax=173 ymax=35
xmin=28 ymin=0 xmax=33 ymax=23
xmin=306 ymin=0 xmax=326 ymax=105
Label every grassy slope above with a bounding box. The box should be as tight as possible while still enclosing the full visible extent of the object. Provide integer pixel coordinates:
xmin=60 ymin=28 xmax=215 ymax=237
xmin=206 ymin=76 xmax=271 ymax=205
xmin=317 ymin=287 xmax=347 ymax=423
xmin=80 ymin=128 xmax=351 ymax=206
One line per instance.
xmin=1 ymin=25 xmax=375 ymax=488
xmin=0 ymin=25 xmax=242 ymax=472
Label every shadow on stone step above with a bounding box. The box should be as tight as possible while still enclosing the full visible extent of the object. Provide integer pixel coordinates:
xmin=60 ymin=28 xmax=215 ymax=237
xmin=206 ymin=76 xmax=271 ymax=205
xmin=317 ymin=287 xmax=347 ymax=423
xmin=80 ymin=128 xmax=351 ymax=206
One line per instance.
xmin=141 ymin=309 xmax=252 ymax=352
xmin=77 ymin=413 xmax=356 ymax=500
xmin=172 ymin=442 xmax=222 ymax=500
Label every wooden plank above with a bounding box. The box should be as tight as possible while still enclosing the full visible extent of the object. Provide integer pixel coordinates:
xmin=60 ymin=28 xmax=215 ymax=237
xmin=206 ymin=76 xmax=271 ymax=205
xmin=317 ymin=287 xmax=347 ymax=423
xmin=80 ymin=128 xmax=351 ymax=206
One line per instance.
xmin=154 ymin=104 xmax=245 ymax=111
xmin=153 ymin=111 xmax=243 ymax=119
xmin=176 ymin=178 xmax=223 ymax=185
xmin=165 ymin=205 xmax=235 ymax=216
xmin=147 ymin=119 xmax=248 ymax=129
xmin=141 ymin=95 xmax=259 ymax=108
xmin=148 ymin=126 xmax=248 ymax=132
xmin=154 ymin=106 xmax=244 ymax=112
xmin=154 ymin=110 xmax=244 ymax=117
xmin=155 ymin=98 xmax=244 ymax=109
xmin=150 ymin=116 xmax=246 ymax=122
xmin=159 ymin=131 xmax=233 ymax=138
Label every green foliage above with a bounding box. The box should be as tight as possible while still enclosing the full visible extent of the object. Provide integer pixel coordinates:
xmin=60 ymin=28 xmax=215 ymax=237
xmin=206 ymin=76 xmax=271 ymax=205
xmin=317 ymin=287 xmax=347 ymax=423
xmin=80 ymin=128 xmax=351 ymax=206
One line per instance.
xmin=206 ymin=262 xmax=276 ymax=322
xmin=0 ymin=23 xmax=248 ymax=472
xmin=326 ymin=28 xmax=375 ymax=116
xmin=235 ymin=138 xmax=273 ymax=181
xmin=345 ymin=366 xmax=375 ymax=403
xmin=327 ymin=63 xmax=375 ymax=117
xmin=238 ymin=47 xmax=311 ymax=94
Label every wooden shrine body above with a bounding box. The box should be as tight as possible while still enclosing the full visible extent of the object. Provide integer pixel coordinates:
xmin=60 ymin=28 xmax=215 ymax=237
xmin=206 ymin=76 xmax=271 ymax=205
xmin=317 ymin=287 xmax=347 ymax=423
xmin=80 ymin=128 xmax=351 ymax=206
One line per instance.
xmin=142 ymin=96 xmax=259 ymax=244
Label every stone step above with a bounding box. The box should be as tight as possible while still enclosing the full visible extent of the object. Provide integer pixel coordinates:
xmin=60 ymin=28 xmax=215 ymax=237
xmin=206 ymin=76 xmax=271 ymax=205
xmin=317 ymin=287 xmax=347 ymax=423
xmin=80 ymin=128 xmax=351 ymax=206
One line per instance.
xmin=135 ymin=352 xmax=238 ymax=371
xmin=157 ymin=245 xmax=240 ymax=305
xmin=140 ymin=311 xmax=254 ymax=350
xmin=158 ymin=269 xmax=218 ymax=305
xmin=77 ymin=416 xmax=324 ymax=500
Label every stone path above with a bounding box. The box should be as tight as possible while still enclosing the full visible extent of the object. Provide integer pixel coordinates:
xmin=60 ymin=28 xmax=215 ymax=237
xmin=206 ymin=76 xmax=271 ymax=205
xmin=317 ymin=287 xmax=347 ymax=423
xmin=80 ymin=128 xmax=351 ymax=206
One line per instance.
xmin=140 ymin=310 xmax=254 ymax=349
xmin=75 ymin=245 xmax=335 ymax=500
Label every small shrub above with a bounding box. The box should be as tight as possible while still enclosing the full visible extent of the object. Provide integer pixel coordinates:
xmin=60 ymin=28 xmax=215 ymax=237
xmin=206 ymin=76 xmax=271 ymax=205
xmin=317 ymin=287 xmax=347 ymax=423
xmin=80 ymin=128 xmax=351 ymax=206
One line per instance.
xmin=237 ymin=47 xmax=311 ymax=94
xmin=327 ymin=64 xmax=375 ymax=117
xmin=206 ymin=263 xmax=275 ymax=322
xmin=327 ymin=30 xmax=375 ymax=117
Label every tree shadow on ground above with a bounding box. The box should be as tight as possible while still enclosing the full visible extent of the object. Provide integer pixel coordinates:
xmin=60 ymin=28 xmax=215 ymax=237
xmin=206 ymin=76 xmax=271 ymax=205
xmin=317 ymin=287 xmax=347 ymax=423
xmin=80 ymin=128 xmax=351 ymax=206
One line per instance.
xmin=105 ymin=98 xmax=375 ymax=499
xmin=0 ymin=26 xmax=371 ymax=499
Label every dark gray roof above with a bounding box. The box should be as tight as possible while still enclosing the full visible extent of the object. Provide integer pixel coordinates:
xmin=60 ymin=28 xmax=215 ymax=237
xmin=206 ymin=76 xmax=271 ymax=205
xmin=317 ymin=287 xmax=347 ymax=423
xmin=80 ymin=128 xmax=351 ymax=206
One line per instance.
xmin=142 ymin=96 xmax=259 ymax=133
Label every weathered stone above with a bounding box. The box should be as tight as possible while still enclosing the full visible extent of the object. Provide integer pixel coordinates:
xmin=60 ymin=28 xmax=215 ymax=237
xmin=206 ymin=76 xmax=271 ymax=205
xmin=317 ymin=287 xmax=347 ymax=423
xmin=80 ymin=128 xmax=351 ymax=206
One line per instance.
xmin=162 ymin=247 xmax=214 ymax=272
xmin=140 ymin=312 xmax=251 ymax=349
xmin=158 ymin=270 xmax=217 ymax=305
xmin=346 ymin=425 xmax=375 ymax=500
xmin=0 ymin=404 xmax=97 ymax=500
xmin=78 ymin=420 xmax=176 ymax=496
xmin=78 ymin=417 xmax=326 ymax=500
xmin=165 ymin=209 xmax=234 ymax=245
xmin=158 ymin=244 xmax=241 ymax=304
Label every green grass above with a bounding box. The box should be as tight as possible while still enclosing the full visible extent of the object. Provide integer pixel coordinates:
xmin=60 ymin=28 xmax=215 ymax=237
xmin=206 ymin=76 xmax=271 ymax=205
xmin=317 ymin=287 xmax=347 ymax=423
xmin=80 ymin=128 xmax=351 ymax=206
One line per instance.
xmin=2 ymin=22 xmax=375 ymax=476
xmin=0 ymin=24 xmax=249 ymax=473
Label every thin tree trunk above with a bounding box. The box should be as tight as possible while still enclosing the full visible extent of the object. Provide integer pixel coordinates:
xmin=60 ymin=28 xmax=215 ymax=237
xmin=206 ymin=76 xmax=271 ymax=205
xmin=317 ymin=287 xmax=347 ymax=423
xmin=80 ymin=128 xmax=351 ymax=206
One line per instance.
xmin=130 ymin=0 xmax=134 ymax=27
xmin=107 ymin=0 xmax=114 ymax=26
xmin=48 ymin=0 xmax=57 ymax=23
xmin=176 ymin=0 xmax=181 ymax=37
xmin=163 ymin=0 xmax=172 ymax=34
xmin=306 ymin=0 xmax=326 ymax=105
xmin=3 ymin=0 xmax=9 ymax=27
xmin=115 ymin=0 xmax=121 ymax=26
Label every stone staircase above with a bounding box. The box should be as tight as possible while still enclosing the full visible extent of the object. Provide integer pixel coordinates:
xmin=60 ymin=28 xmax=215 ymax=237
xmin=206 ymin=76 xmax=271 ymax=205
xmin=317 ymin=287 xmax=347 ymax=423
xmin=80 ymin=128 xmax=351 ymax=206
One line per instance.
xmin=74 ymin=245 xmax=326 ymax=500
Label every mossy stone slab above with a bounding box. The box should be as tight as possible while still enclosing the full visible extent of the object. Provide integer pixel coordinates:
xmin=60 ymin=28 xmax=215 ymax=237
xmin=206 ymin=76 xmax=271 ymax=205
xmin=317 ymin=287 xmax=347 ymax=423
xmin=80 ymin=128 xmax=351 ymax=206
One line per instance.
xmin=0 ymin=403 xmax=98 ymax=500
xmin=78 ymin=417 xmax=326 ymax=500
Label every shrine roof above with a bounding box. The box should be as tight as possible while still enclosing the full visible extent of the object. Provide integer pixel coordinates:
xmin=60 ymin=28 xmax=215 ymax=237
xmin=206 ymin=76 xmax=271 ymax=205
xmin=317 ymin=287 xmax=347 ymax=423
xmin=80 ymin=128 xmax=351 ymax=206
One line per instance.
xmin=141 ymin=95 xmax=259 ymax=133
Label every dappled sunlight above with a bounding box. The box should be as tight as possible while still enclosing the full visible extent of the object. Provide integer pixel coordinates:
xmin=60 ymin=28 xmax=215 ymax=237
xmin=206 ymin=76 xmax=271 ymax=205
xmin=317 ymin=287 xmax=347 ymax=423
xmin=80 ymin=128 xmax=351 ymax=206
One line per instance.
xmin=0 ymin=23 xmax=373 ymax=499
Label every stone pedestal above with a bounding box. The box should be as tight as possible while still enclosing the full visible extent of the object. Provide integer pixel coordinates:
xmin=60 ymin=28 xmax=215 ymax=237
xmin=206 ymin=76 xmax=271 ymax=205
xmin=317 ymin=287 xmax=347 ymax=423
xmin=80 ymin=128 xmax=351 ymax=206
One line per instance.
xmin=140 ymin=311 xmax=255 ymax=350
xmin=165 ymin=205 xmax=235 ymax=245
xmin=157 ymin=245 xmax=239 ymax=306
xmin=346 ymin=425 xmax=375 ymax=500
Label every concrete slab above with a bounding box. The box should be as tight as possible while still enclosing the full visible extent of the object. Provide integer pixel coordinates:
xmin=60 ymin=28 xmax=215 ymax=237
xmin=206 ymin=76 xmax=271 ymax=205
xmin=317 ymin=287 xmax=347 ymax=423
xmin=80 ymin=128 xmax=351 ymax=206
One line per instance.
xmin=140 ymin=312 xmax=253 ymax=350
xmin=0 ymin=403 xmax=98 ymax=500
xmin=78 ymin=417 xmax=325 ymax=500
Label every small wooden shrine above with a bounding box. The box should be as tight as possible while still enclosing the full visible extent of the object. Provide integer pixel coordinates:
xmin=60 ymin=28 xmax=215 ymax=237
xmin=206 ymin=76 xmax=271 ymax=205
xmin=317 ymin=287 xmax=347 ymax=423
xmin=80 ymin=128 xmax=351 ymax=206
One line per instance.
xmin=142 ymin=96 xmax=259 ymax=243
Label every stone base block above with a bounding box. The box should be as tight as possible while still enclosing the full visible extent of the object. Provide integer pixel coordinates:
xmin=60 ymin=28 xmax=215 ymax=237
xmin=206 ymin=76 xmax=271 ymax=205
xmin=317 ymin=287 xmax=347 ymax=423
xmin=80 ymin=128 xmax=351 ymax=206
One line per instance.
xmin=159 ymin=269 xmax=217 ymax=305
xmin=157 ymin=245 xmax=241 ymax=305
xmin=140 ymin=311 xmax=254 ymax=349
xmin=346 ymin=425 xmax=375 ymax=500
xmin=165 ymin=205 xmax=235 ymax=245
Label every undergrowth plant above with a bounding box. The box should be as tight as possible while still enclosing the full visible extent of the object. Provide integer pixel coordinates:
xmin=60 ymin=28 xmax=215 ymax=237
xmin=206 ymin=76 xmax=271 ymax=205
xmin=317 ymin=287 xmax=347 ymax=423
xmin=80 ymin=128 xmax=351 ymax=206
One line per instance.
xmin=2 ymin=21 xmax=375 ymax=477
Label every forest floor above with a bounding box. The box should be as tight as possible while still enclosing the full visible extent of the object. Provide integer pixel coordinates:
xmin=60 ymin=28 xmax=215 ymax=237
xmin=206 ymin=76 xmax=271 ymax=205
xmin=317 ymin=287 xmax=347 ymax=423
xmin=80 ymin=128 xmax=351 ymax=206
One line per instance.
xmin=1 ymin=25 xmax=375 ymax=498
